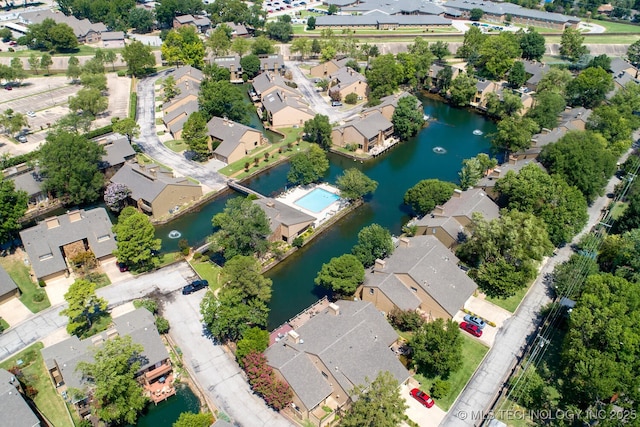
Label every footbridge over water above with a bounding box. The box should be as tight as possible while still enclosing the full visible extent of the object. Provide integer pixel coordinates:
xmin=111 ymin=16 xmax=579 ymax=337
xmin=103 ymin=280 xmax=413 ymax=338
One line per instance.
xmin=227 ymin=180 xmax=266 ymax=199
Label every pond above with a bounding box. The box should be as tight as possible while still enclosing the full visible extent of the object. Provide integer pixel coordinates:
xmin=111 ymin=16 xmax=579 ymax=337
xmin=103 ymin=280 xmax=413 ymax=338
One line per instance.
xmin=132 ymin=383 xmax=200 ymax=427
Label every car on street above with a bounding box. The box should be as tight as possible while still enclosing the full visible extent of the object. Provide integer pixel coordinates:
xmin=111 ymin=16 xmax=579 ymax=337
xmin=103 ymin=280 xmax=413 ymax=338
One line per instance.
xmin=410 ymin=388 xmax=435 ymax=408
xmin=460 ymin=321 xmax=483 ymax=337
xmin=182 ymin=279 xmax=209 ymax=295
xmin=464 ymin=314 xmax=486 ymax=329
xmin=26 ymin=111 xmax=35 ymax=118
xmin=4 ymin=84 xmax=11 ymax=90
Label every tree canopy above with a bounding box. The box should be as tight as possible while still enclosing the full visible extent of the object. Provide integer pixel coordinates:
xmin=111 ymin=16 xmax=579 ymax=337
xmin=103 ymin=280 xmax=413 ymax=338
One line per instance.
xmin=340 ymin=371 xmax=408 ymax=427
xmin=173 ymin=412 xmax=214 ymax=427
xmin=121 ymin=41 xmax=156 ymax=77
xmin=266 ymin=15 xmax=293 ymax=42
xmin=410 ymin=318 xmax=463 ymax=378
xmin=336 ymin=168 xmax=378 ymax=200
xmin=366 ymin=54 xmax=404 ymax=99
xmin=449 ymin=73 xmax=477 ymax=107
xmin=403 ymin=179 xmax=457 ymax=216
xmin=315 ymin=254 xmax=365 ymax=296
xmin=211 ymin=197 xmax=271 ymax=259
xmin=0 ymin=176 xmax=27 ymax=244
xmin=525 ymin=90 xmax=566 ymax=131
xmin=78 ymin=336 xmax=148 ymax=425
xmin=60 ymin=279 xmax=109 ymax=337
xmin=490 ymin=116 xmax=539 ymax=155
xmin=240 ymin=54 xmax=261 ymax=79
xmin=287 ymin=144 xmax=329 ymax=185
xmin=24 ymin=18 xmax=78 ymax=51
xmin=303 ymin=114 xmax=332 ymax=150
xmin=392 ymin=95 xmax=424 ymax=140
xmin=518 ymin=28 xmax=545 ymax=61
xmin=565 ymin=66 xmax=614 ymax=109
xmin=112 ymin=117 xmax=140 ymax=143
xmin=478 ymin=32 xmax=522 ymax=79
xmin=39 ymin=132 xmax=105 ymax=204
xmin=161 ymin=26 xmax=205 ymax=68
xmin=559 ymin=27 xmax=588 ymax=62
xmin=112 ymin=206 xmax=162 ymax=271
xmin=198 ymin=79 xmax=250 ymax=125
xmin=494 ymin=163 xmax=588 ymax=246
xmin=351 ymin=223 xmax=394 ymax=268
xmin=182 ymin=111 xmax=209 ymax=160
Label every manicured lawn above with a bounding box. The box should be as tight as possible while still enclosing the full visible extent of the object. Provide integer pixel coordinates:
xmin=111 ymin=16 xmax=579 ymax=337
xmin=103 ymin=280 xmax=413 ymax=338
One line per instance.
xmin=0 ymin=258 xmax=51 ymax=313
xmin=190 ymin=259 xmax=223 ymax=292
xmin=0 ymin=343 xmax=72 ymax=427
xmin=136 ymin=153 xmax=174 ymax=171
xmin=157 ymin=251 xmax=182 ymax=268
xmin=83 ymin=272 xmax=111 ymax=289
xmin=610 ymin=201 xmax=627 ymax=220
xmin=486 ymin=285 xmax=529 ymax=313
xmin=292 ymin=24 xmax=459 ymax=35
xmin=0 ymin=317 xmax=9 ymax=331
xmin=547 ymin=34 xmax=640 ymax=44
xmin=0 ymin=45 xmax=120 ymax=58
xmin=592 ymin=19 xmax=640 ymax=33
xmin=165 ymin=139 xmax=188 ymax=152
xmin=413 ymin=334 xmax=489 ymax=411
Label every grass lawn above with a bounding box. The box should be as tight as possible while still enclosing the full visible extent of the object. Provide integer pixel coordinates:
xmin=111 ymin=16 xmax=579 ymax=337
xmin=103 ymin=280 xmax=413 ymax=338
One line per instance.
xmin=0 ymin=258 xmax=50 ymax=313
xmin=165 ymin=139 xmax=188 ymax=152
xmin=292 ymin=24 xmax=459 ymax=35
xmin=136 ymin=153 xmax=174 ymax=171
xmin=157 ymin=251 xmax=182 ymax=268
xmin=0 ymin=343 xmax=72 ymax=427
xmin=413 ymin=334 xmax=489 ymax=411
xmin=548 ymin=34 xmax=640 ymax=44
xmin=0 ymin=45 xmax=121 ymax=58
xmin=610 ymin=201 xmax=627 ymax=220
xmin=82 ymin=272 xmax=111 ymax=289
xmin=591 ymin=19 xmax=640 ymax=33
xmin=486 ymin=285 xmax=529 ymax=313
xmin=190 ymin=259 xmax=223 ymax=292
xmin=0 ymin=317 xmax=9 ymax=331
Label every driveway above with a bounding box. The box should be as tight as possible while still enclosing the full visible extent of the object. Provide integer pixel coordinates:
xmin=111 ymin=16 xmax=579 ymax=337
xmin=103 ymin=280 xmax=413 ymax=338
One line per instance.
xmin=135 ymin=75 xmax=228 ymax=192
xmin=163 ymin=289 xmax=295 ymax=427
xmin=453 ymin=297 xmax=512 ymax=347
xmin=402 ymin=383 xmax=446 ymax=427
xmin=0 ymin=298 xmax=32 ymax=327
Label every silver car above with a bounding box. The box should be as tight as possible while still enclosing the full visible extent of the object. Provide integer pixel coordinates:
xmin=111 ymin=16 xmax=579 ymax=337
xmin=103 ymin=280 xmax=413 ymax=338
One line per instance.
xmin=464 ymin=314 xmax=486 ymax=329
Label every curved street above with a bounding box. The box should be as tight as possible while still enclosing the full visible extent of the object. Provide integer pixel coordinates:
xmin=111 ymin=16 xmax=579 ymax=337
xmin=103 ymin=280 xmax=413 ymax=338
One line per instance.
xmin=134 ymin=74 xmax=227 ymax=192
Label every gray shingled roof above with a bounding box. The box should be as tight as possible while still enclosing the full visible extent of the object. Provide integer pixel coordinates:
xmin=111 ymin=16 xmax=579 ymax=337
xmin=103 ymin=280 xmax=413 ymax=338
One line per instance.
xmin=168 ymin=65 xmax=204 ymax=83
xmin=444 ymin=0 xmax=579 ymax=23
xmin=328 ymin=67 xmax=367 ymax=93
xmin=211 ymin=55 xmax=241 ymax=71
xmin=559 ymin=107 xmax=591 ymax=130
xmin=521 ymin=60 xmax=550 ymax=87
xmin=162 ymin=80 xmax=200 ymax=111
xmin=101 ymin=31 xmax=124 ymax=41
xmin=366 ymin=235 xmax=477 ymax=316
xmin=337 ymin=112 xmax=393 ymax=140
xmin=262 ymin=90 xmax=314 ymax=116
xmin=609 ymin=57 xmax=636 ymax=75
xmin=254 ymin=198 xmax=315 ymax=233
xmin=20 ymin=208 xmax=116 ymax=280
xmin=477 ymin=159 xmax=546 ymax=188
xmin=207 ymin=117 xmax=260 ymax=158
xmin=174 ymin=14 xmax=195 ymax=24
xmin=251 ymin=72 xmax=293 ymax=96
xmin=414 ymin=215 xmax=466 ymax=241
xmin=9 ymin=169 xmax=44 ymax=197
xmin=110 ymin=163 xmax=198 ymax=206
xmin=316 ymin=12 xmax=450 ymax=26
xmin=0 ymin=369 xmax=40 ymax=427
xmin=362 ymin=91 xmax=415 ymax=116
xmin=41 ymin=308 xmax=168 ymax=396
xmin=366 ymin=273 xmax=421 ymax=311
xmin=265 ymin=301 xmax=409 ymax=410
xmin=99 ymin=135 xmax=136 ymax=169
xmin=20 ymin=9 xmax=107 ymax=38
xmin=435 ymin=188 xmax=500 ymax=221
xmin=260 ymin=54 xmax=284 ymax=71
xmin=0 ymin=266 xmax=17 ymax=300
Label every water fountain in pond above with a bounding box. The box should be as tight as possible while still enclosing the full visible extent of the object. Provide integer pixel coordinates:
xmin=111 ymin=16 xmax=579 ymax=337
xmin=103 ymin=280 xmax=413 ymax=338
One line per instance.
xmin=432 ymin=146 xmax=447 ymax=154
xmin=168 ymin=230 xmax=182 ymax=239
xmin=473 ymin=129 xmax=484 ymax=136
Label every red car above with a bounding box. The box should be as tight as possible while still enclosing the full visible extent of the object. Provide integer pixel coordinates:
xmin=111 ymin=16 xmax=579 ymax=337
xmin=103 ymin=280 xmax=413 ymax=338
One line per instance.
xmin=410 ymin=388 xmax=435 ymax=408
xmin=460 ymin=321 xmax=483 ymax=337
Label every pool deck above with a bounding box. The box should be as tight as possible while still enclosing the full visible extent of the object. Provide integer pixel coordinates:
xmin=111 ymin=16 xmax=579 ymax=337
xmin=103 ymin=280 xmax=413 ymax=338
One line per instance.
xmin=276 ymin=183 xmax=348 ymax=228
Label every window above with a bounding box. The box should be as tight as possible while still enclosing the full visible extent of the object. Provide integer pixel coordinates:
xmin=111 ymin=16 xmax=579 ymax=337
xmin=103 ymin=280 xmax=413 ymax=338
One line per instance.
xmin=321 ymin=371 xmax=328 ymax=379
xmin=369 ymin=288 xmax=374 ymax=295
xmin=410 ymin=287 xmax=418 ymax=293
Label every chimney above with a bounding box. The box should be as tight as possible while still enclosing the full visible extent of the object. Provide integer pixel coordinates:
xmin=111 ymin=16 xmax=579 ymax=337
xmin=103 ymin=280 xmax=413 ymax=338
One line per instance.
xmin=399 ymin=237 xmax=410 ymax=248
xmin=452 ymin=189 xmax=463 ymax=198
xmin=433 ymin=205 xmax=445 ymax=215
xmin=266 ymin=201 xmax=275 ymax=208
xmin=374 ymin=259 xmax=386 ymax=270
xmin=45 ymin=217 xmax=60 ymax=229
xmin=328 ymin=303 xmax=340 ymax=316
xmin=508 ymin=155 xmax=517 ymax=165
xmin=68 ymin=210 xmax=81 ymax=223
xmin=287 ymin=330 xmax=301 ymax=344
xmin=490 ymin=167 xmax=502 ymax=178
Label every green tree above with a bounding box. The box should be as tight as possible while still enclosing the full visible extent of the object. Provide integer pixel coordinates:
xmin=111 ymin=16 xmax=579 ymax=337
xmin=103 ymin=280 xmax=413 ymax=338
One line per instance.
xmin=490 ymin=116 xmax=538 ymax=155
xmin=28 ymin=53 xmax=40 ymax=75
xmin=182 ymin=111 xmax=209 ymax=160
xmin=80 ymin=72 xmax=107 ymax=91
xmin=525 ymin=90 xmax=566 ymax=130
xmin=560 ymin=27 xmax=589 ymax=62
xmin=287 ymin=144 xmax=329 ymax=185
xmin=536 ymin=67 xmax=572 ymax=96
xmin=103 ymin=50 xmax=117 ymax=72
xmin=403 ymin=179 xmax=457 ymax=216
xmin=457 ymin=26 xmax=486 ymax=61
xmin=494 ymin=163 xmax=588 ymax=246
xmin=306 ymin=16 xmax=316 ymax=30
xmin=410 ymin=318 xmax=463 ymax=378
xmin=235 ymin=327 xmax=269 ymax=363
xmin=78 ymin=336 xmax=148 ymax=425
xmin=0 ymin=177 xmax=27 ymax=244
xmin=112 ymin=206 xmax=162 ymax=270
xmin=10 ymin=57 xmax=26 ymax=83
xmin=366 ymin=54 xmax=403 ymax=99
xmin=40 ymin=53 xmax=53 ymax=74
xmin=60 ymin=279 xmax=109 ymax=337
xmin=470 ymin=8 xmax=483 ymax=21
xmin=162 ymin=26 xmax=205 ymax=67
xmin=39 ymin=132 xmax=105 ymax=204
xmin=315 ymin=254 xmax=364 ymax=296
xmin=478 ymin=32 xmax=522 ymax=79
xmin=154 ymin=0 xmax=205 ymax=27
xmin=588 ymin=54 xmax=611 ymax=71
xmin=0 ymin=28 xmax=12 ymax=42
xmin=518 ymin=28 xmax=545 ymax=61
xmin=173 ymin=412 xmax=213 ymax=427
xmin=449 ymin=73 xmax=477 ymax=107
xmin=66 ymin=55 xmax=81 ymax=81
xmin=198 ymin=79 xmax=250 ymax=124
xmin=266 ymin=15 xmax=292 ymax=42
xmin=112 ymin=117 xmax=140 ymax=143
xmin=231 ymin=36 xmax=251 ymax=57
xmin=302 ymin=114 xmax=332 ymax=150
xmin=121 ymin=40 xmax=156 ymax=77
xmin=627 ymin=39 xmax=640 ymax=66
xmin=204 ymin=0 xmax=249 ymax=24
xmin=507 ymin=61 xmax=527 ymax=88
xmin=340 ymin=371 xmax=408 ymax=427
xmin=239 ymin=54 xmax=261 ymax=79
xmin=587 ymin=105 xmax=634 ymax=156
xmin=485 ymin=91 xmax=523 ymax=119
xmin=509 ymin=367 xmax=552 ymax=411
xmin=290 ymin=37 xmax=310 ymax=60
xmin=69 ymin=88 xmax=108 ymax=116
xmin=211 ymin=197 xmax=271 ymax=259
xmin=129 ymin=8 xmax=155 ymax=33
xmin=430 ymin=41 xmax=450 ymax=61
xmin=162 ymin=75 xmax=180 ymax=102
xmin=220 ymin=255 xmax=273 ymax=302
xmin=251 ymin=35 xmax=274 ymax=55
xmin=336 ymin=168 xmax=378 ymax=200
xmin=392 ymin=95 xmax=424 ymax=140
xmin=458 ymin=153 xmax=497 ymax=189
xmin=207 ymin=25 xmax=232 ymax=57
xmin=435 ymin=66 xmax=453 ymax=94
xmin=351 ymin=223 xmax=394 ymax=267
xmin=565 ymin=66 xmax=614 ymax=109
xmin=539 ymin=131 xmax=617 ymax=203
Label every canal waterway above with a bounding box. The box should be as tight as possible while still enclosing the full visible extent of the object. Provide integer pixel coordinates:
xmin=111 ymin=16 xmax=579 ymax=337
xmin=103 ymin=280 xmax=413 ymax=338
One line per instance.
xmin=132 ymin=383 xmax=200 ymax=427
xmin=155 ymin=97 xmax=495 ymax=329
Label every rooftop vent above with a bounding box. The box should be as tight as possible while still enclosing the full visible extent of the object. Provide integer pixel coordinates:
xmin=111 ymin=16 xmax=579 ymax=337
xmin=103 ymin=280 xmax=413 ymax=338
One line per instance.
xmin=328 ymin=303 xmax=340 ymax=316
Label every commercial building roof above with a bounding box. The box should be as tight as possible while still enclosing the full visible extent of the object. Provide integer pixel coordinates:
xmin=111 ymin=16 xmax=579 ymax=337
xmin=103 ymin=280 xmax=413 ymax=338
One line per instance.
xmin=444 ymin=0 xmax=580 ymax=23
xmin=19 ymin=9 xmax=107 ymax=39
xmin=316 ymin=12 xmax=451 ymax=26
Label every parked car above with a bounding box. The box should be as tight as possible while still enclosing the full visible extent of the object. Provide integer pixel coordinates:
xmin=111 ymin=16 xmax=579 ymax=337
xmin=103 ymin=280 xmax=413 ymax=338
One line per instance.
xmin=463 ymin=314 xmax=486 ymax=329
xmin=117 ymin=262 xmax=129 ymax=272
xmin=410 ymin=388 xmax=435 ymax=408
xmin=4 ymin=84 xmax=11 ymax=90
xmin=460 ymin=321 xmax=483 ymax=337
xmin=26 ymin=111 xmax=35 ymax=118
xmin=331 ymin=101 xmax=342 ymax=107
xmin=16 ymin=134 xmax=27 ymax=143
xmin=182 ymin=279 xmax=209 ymax=295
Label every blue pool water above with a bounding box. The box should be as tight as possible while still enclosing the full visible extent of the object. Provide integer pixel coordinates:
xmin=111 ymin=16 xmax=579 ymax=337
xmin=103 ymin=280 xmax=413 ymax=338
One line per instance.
xmin=294 ymin=188 xmax=340 ymax=213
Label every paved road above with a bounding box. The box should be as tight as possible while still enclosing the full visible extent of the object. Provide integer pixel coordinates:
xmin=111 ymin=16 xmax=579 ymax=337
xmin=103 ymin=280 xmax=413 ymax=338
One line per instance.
xmin=441 ymin=150 xmax=632 ymax=427
xmin=163 ymin=289 xmax=295 ymax=427
xmin=135 ymin=75 xmax=227 ymax=191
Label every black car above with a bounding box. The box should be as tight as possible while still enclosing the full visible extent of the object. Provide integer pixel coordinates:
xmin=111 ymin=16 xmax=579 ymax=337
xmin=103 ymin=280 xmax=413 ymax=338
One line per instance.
xmin=182 ymin=279 xmax=209 ymax=295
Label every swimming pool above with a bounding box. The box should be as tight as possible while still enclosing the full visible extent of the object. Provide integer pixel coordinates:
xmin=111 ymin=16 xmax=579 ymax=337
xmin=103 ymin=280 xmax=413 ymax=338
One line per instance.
xmin=294 ymin=188 xmax=340 ymax=213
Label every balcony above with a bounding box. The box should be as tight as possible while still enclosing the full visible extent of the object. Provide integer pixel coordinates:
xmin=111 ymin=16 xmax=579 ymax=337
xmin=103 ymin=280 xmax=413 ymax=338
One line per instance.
xmin=144 ymin=363 xmax=172 ymax=382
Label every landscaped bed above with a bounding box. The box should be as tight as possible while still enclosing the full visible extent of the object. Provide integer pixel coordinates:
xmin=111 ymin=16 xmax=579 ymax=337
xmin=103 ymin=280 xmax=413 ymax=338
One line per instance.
xmin=0 ymin=257 xmax=50 ymax=313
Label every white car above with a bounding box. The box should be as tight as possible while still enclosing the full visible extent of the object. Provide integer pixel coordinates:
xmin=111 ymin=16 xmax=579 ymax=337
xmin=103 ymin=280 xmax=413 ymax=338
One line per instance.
xmin=26 ymin=111 xmax=35 ymax=117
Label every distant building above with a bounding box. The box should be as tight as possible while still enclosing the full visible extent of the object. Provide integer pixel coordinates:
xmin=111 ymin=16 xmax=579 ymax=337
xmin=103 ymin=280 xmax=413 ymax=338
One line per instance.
xmin=173 ymin=14 xmax=211 ymax=33
xmin=253 ymin=198 xmax=315 ymax=244
xmin=110 ymin=163 xmax=203 ymax=220
xmin=19 ymin=10 xmax=107 ymax=43
xmin=0 ymin=368 xmax=41 ymax=427
xmin=211 ymin=55 xmax=243 ymax=82
xmin=327 ymin=67 xmax=368 ymax=101
xmin=315 ymin=11 xmax=451 ymax=30
xmin=101 ymin=31 xmax=125 ymax=48
xmin=359 ymin=235 xmax=478 ymax=319
xmin=207 ymin=117 xmax=267 ymax=164
xmin=0 ymin=265 xmax=19 ymax=304
xmin=331 ymin=112 xmax=394 ymax=153
xmin=361 ymin=91 xmax=419 ymax=121
xmin=20 ymin=208 xmax=116 ymax=282
xmin=309 ymin=58 xmax=352 ymax=78
xmin=41 ymin=308 xmax=175 ymax=417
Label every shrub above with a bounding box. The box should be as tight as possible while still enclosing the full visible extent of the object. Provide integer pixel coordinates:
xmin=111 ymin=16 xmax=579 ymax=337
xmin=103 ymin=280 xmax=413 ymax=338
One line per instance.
xmin=244 ymin=161 xmax=250 ymax=171
xmin=178 ymin=238 xmax=190 ymax=256
xmin=344 ymin=93 xmax=358 ymax=104
xmin=133 ymin=298 xmax=158 ymax=314
xmin=155 ymin=316 xmax=170 ymax=334
xmin=117 ymin=70 xmax=126 ymax=77
xmin=292 ymin=236 xmax=304 ymax=248
xmin=32 ymin=290 xmax=46 ymax=303
xmin=284 ymin=80 xmax=298 ymax=89
xmin=388 ymin=308 xmax=424 ymax=332
xmin=38 ymin=279 xmax=46 ymax=288
xmin=193 ymin=252 xmax=203 ymax=260
xmin=430 ymin=379 xmax=450 ymax=399
xmin=345 ymin=143 xmax=358 ymax=152
xmin=25 ymin=385 xmax=38 ymax=399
